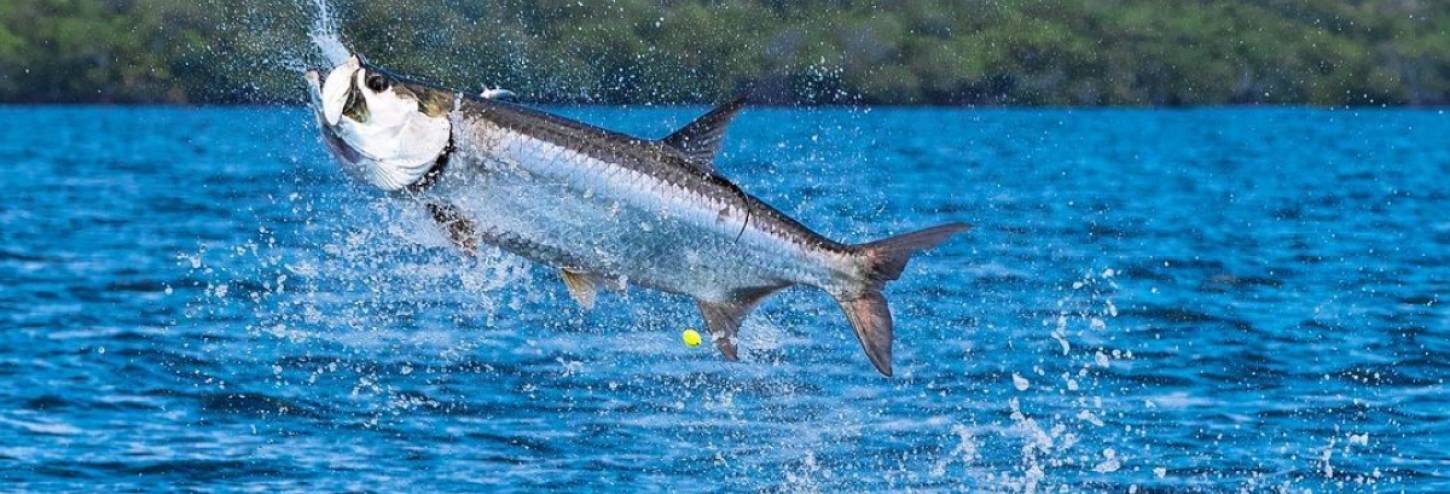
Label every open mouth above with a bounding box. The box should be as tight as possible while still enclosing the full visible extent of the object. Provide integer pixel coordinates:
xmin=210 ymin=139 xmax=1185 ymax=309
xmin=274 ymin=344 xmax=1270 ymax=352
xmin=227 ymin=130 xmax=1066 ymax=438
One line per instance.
xmin=305 ymin=55 xmax=455 ymax=192
xmin=318 ymin=57 xmax=364 ymax=126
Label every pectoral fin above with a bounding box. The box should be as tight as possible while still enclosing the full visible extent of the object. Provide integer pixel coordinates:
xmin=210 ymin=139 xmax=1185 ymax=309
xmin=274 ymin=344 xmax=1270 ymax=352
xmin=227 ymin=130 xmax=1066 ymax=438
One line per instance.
xmin=695 ymin=284 xmax=788 ymax=361
xmin=560 ymin=269 xmax=599 ymax=310
xmin=425 ymin=202 xmax=478 ymax=255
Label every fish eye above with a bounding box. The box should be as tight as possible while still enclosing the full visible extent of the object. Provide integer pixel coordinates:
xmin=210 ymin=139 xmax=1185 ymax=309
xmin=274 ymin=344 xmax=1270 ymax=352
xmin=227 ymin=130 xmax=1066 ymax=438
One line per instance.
xmin=365 ymin=74 xmax=389 ymax=92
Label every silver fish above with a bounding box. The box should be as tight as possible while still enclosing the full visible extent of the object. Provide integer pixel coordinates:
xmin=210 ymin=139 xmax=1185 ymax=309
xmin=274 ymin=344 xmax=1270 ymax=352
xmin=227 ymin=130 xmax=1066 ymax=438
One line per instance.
xmin=305 ymin=55 xmax=966 ymax=376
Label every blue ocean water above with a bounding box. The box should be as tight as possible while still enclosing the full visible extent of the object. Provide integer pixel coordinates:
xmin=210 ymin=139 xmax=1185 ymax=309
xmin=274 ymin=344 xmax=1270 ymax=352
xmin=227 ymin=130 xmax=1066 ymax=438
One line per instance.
xmin=0 ymin=105 xmax=1446 ymax=492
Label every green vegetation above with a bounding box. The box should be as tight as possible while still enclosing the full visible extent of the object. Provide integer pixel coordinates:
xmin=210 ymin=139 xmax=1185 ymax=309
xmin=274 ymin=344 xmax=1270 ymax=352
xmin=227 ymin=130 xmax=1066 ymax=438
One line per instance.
xmin=1 ymin=0 xmax=1446 ymax=105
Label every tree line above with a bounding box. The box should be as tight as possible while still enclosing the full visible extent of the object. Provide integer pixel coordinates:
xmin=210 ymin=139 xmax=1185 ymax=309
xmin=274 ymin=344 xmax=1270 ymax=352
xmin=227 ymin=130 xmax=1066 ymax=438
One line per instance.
xmin=0 ymin=0 xmax=1445 ymax=106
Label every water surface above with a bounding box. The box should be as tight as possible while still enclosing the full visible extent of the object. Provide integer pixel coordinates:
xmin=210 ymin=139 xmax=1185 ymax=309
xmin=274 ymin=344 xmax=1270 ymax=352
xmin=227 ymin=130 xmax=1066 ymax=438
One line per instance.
xmin=0 ymin=106 xmax=1446 ymax=492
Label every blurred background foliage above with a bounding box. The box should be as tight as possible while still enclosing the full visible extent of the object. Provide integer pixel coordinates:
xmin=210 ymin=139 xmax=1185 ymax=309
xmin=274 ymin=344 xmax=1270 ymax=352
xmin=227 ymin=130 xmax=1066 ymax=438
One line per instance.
xmin=0 ymin=0 xmax=1445 ymax=105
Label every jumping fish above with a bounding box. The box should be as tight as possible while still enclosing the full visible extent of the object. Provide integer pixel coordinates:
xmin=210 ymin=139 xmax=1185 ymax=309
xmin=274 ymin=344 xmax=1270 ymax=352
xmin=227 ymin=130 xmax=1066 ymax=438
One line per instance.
xmin=304 ymin=55 xmax=966 ymax=376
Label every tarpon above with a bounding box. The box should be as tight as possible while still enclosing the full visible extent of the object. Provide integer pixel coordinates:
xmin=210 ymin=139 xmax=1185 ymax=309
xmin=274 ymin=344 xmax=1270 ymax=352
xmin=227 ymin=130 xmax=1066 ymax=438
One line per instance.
xmin=304 ymin=55 xmax=966 ymax=376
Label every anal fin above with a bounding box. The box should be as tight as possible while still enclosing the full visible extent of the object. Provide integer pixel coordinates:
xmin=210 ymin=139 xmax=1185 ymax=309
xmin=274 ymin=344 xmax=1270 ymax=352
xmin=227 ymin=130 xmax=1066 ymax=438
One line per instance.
xmin=695 ymin=285 xmax=788 ymax=361
xmin=838 ymin=292 xmax=893 ymax=377
xmin=425 ymin=202 xmax=478 ymax=255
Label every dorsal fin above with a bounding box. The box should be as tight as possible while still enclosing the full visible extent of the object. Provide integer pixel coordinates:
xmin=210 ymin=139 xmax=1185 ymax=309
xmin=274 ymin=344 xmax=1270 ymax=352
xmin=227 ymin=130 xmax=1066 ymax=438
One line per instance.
xmin=661 ymin=97 xmax=747 ymax=168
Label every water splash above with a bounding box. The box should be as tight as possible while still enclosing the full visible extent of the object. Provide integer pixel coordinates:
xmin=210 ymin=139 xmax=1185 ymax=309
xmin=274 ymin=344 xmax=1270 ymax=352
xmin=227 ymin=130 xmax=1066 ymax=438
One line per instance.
xmin=307 ymin=0 xmax=349 ymax=66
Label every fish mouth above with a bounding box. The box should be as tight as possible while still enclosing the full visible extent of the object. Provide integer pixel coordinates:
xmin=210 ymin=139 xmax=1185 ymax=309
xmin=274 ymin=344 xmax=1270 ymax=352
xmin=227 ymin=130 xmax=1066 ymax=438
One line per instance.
xmin=304 ymin=68 xmax=365 ymax=167
xmin=319 ymin=55 xmax=365 ymax=126
xmin=312 ymin=55 xmax=453 ymax=127
xmin=306 ymin=54 xmax=456 ymax=192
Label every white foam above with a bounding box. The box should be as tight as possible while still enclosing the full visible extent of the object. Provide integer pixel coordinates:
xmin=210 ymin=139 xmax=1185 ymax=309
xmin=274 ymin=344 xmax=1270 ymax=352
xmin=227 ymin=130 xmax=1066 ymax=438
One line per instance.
xmin=308 ymin=0 xmax=350 ymax=66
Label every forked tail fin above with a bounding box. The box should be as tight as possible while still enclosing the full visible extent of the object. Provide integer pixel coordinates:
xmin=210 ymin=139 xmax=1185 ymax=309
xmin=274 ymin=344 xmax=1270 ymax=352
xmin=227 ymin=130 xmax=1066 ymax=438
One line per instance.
xmin=837 ymin=223 xmax=969 ymax=376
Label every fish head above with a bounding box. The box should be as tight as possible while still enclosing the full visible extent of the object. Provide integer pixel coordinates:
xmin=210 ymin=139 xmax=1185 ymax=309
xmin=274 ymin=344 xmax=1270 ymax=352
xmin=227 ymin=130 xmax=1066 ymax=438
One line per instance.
xmin=306 ymin=54 xmax=455 ymax=191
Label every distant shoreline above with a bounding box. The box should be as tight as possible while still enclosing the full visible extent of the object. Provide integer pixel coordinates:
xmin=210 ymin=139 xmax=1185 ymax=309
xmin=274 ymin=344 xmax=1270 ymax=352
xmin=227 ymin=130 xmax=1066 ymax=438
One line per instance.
xmin=2 ymin=1 xmax=1445 ymax=109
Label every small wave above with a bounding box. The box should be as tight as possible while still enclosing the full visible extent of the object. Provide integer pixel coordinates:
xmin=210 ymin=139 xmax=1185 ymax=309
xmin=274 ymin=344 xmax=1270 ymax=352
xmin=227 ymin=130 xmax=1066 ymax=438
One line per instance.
xmin=0 ymin=249 xmax=54 ymax=262
xmin=1122 ymin=305 xmax=1252 ymax=330
xmin=1199 ymin=273 xmax=1284 ymax=291
xmin=0 ymin=415 xmax=84 ymax=436
xmin=22 ymin=395 xmax=71 ymax=410
xmin=198 ymin=392 xmax=324 ymax=419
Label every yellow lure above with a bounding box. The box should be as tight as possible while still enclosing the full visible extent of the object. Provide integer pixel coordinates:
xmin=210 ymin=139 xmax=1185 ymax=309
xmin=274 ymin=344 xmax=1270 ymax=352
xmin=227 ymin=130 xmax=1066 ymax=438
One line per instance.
xmin=681 ymin=329 xmax=703 ymax=348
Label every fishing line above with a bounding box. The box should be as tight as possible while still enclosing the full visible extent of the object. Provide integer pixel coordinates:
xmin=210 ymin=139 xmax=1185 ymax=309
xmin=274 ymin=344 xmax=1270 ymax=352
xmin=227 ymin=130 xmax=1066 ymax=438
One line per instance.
xmin=719 ymin=177 xmax=752 ymax=243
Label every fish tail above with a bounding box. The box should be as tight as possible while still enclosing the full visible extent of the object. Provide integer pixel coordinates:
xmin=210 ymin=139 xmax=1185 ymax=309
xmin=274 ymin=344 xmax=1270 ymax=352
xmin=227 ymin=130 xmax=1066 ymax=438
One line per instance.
xmin=835 ymin=222 xmax=969 ymax=377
